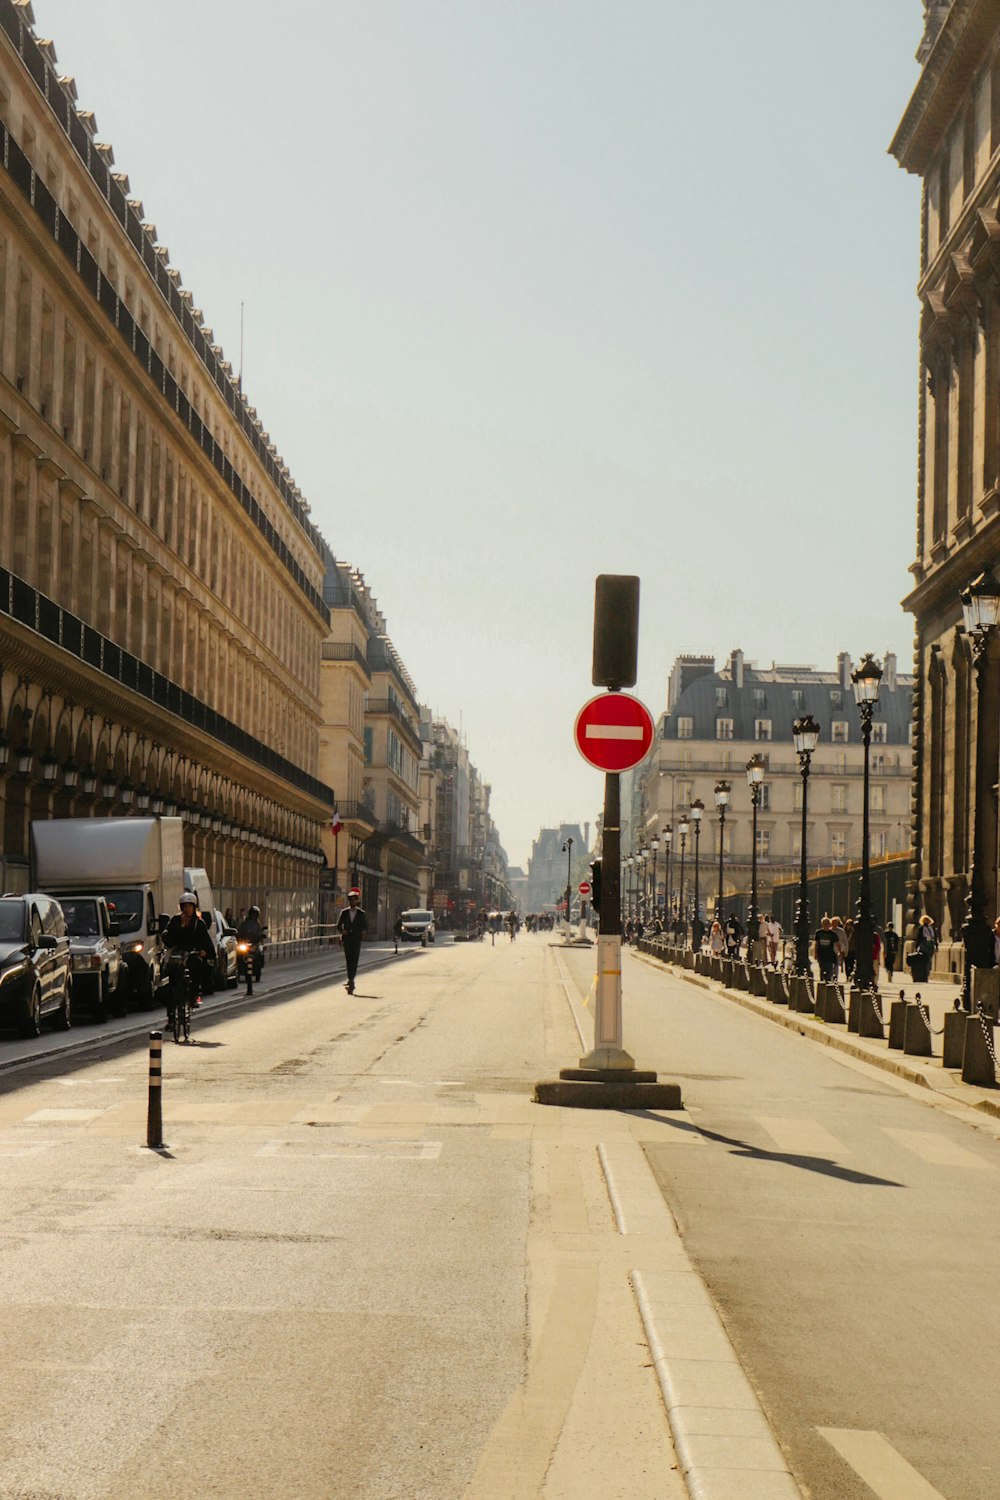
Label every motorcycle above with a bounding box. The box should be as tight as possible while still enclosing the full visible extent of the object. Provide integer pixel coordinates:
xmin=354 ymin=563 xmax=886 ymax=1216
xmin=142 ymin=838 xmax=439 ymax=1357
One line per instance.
xmin=236 ymin=935 xmax=265 ymax=994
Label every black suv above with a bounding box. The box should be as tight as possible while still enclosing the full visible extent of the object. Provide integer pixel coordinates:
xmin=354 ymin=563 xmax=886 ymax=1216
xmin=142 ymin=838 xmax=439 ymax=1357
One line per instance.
xmin=0 ymin=894 xmax=73 ymax=1036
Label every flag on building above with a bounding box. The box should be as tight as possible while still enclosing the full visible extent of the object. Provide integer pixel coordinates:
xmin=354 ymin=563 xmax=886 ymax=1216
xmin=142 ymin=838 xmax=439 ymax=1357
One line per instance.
xmin=330 ymin=810 xmax=343 ymax=836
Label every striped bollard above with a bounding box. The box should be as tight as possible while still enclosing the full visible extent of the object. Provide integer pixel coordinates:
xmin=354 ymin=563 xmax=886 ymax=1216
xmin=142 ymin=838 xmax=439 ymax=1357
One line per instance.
xmin=147 ymin=1031 xmax=163 ymax=1149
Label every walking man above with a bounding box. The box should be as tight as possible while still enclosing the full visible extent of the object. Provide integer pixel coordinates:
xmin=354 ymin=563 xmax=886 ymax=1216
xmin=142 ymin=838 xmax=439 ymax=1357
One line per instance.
xmin=337 ymin=887 xmax=368 ymax=994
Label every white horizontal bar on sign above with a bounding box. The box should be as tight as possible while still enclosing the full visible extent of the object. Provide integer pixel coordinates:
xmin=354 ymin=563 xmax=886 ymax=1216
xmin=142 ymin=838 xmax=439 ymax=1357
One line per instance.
xmin=584 ymin=724 xmax=645 ymax=740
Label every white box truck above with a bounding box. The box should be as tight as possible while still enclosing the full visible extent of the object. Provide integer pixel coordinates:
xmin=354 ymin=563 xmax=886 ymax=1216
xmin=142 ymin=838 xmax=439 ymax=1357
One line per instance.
xmin=30 ymin=817 xmax=185 ymax=1009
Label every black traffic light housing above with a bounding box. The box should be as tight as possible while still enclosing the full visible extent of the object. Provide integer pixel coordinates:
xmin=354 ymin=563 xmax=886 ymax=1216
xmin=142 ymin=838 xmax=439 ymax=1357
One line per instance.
xmin=589 ymin=859 xmax=602 ymax=913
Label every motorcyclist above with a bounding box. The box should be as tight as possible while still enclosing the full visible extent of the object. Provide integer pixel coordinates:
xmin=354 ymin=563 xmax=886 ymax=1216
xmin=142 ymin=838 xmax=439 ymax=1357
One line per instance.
xmin=163 ymin=892 xmax=214 ymax=1017
xmin=236 ymin=905 xmax=266 ymax=979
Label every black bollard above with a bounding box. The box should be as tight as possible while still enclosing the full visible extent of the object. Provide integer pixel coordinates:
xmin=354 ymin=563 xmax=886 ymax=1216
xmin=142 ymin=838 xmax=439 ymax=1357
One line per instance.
xmin=146 ymin=1031 xmax=163 ymax=1149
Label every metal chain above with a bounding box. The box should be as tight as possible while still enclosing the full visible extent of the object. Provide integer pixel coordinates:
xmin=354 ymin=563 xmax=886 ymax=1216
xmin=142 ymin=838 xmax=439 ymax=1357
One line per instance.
xmin=975 ymin=1001 xmax=999 ymax=1069
xmin=913 ymin=992 xmax=944 ymax=1037
xmin=867 ymin=984 xmax=886 ymax=1027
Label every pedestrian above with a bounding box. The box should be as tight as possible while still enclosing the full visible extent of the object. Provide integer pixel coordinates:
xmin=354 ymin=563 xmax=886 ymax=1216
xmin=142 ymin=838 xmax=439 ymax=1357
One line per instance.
xmin=336 ymin=887 xmax=368 ymax=995
xmin=883 ymin=921 xmax=900 ymax=981
xmin=764 ymin=913 xmax=782 ymax=966
xmin=393 ymin=913 xmax=403 ymax=954
xmin=814 ymin=916 xmax=839 ymax=982
xmin=724 ymin=912 xmax=743 ymax=959
xmin=691 ymin=912 xmax=705 ymax=952
xmin=709 ymin=920 xmax=725 ymax=956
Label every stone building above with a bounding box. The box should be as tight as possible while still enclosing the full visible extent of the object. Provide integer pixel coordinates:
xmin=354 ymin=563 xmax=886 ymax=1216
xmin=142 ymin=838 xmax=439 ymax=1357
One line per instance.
xmin=630 ymin=651 xmax=913 ymax=920
xmin=0 ymin=2 xmax=331 ymax=930
xmin=419 ymin=714 xmax=510 ymax=922
xmin=890 ymin=0 xmax=1000 ymax=971
xmin=524 ymin=823 xmax=590 ymax=916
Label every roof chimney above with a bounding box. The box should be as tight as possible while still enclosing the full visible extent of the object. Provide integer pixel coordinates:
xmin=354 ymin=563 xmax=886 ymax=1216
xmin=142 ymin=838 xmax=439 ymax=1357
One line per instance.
xmin=884 ymin=651 xmax=897 ymax=691
xmin=838 ymin=651 xmax=853 ymax=690
xmin=730 ymin=648 xmax=744 ymax=689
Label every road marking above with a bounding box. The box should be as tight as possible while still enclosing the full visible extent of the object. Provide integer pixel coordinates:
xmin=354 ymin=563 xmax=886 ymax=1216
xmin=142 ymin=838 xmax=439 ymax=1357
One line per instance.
xmin=255 ymin=1138 xmax=441 ymax=1160
xmin=818 ymin=1429 xmax=948 ymax=1498
xmin=584 ymin=723 xmax=645 ymax=740
xmin=756 ymin=1116 xmax=848 ymax=1159
xmin=882 ymin=1128 xmax=995 ymax=1170
xmin=24 ymin=1107 xmax=105 ymax=1123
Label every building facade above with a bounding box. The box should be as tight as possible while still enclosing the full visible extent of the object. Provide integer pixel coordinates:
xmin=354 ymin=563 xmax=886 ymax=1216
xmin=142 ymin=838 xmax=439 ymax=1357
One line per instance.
xmin=631 ymin=651 xmax=913 ymax=921
xmin=0 ymin=1 xmax=332 ymax=935
xmin=891 ymin=0 xmax=1000 ymax=972
xmin=524 ymin=823 xmax=591 ymax=916
xmin=419 ymin=714 xmax=510 ymax=922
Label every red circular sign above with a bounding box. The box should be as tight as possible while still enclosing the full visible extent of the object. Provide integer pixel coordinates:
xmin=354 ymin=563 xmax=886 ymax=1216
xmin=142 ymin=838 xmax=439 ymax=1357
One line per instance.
xmin=574 ymin=691 xmax=655 ymax=772
xmin=578 ymin=880 xmax=591 ymax=896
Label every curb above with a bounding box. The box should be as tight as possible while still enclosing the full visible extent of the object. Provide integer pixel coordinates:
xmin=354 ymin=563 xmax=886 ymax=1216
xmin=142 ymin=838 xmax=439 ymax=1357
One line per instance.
xmin=634 ymin=951 xmax=1000 ymax=1120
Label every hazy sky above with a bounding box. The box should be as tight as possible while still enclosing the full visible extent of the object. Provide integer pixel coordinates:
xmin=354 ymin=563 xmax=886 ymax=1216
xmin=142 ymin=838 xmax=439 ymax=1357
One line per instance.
xmin=33 ymin=1 xmax=925 ymax=867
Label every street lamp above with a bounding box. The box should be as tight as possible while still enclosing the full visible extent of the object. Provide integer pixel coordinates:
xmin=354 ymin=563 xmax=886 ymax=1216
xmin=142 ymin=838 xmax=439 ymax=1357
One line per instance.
xmin=690 ymin=799 xmax=704 ymax=943
xmin=663 ymin=824 xmax=672 ymax=923
xmin=960 ymin=569 xmax=1000 ymax=1006
xmin=640 ymin=843 xmax=650 ymax=919
xmin=714 ymin=780 xmax=731 ymax=926
xmin=562 ymin=836 xmax=574 ymax=930
xmin=746 ymin=754 xmax=765 ymax=961
xmin=792 ymin=715 xmax=820 ymax=975
xmin=649 ymin=833 xmax=660 ymax=926
xmin=851 ymin=653 xmax=884 ymax=991
xmin=677 ymin=815 xmax=689 ymax=943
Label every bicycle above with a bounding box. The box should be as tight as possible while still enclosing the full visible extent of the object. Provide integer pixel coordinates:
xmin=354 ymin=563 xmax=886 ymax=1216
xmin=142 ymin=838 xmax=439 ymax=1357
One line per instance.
xmin=164 ymin=949 xmax=195 ymax=1044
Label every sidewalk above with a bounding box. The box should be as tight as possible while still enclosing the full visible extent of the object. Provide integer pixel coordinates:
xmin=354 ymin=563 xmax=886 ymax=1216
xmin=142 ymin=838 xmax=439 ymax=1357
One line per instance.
xmin=633 ymin=944 xmax=1000 ymax=1123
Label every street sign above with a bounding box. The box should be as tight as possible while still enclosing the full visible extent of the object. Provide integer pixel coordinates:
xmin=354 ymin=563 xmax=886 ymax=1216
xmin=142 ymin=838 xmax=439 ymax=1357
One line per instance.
xmin=574 ymin=691 xmax=654 ymax=773
xmin=578 ymin=880 xmax=591 ymax=896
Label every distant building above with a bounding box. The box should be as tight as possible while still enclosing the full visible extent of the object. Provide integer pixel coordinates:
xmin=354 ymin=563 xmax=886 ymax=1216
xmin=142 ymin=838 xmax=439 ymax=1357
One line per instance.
xmin=525 ymin=823 xmax=590 ymax=914
xmin=628 ymin=650 xmax=913 ymax=919
xmin=419 ymin=713 xmax=510 ymax=922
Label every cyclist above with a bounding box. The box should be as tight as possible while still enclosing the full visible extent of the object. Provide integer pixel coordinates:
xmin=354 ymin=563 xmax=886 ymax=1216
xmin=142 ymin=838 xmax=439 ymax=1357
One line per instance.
xmin=163 ymin=892 xmax=214 ymax=1023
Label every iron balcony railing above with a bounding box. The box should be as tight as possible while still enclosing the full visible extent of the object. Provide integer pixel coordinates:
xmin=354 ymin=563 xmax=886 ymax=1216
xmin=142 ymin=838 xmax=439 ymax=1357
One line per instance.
xmin=320 ymin=641 xmax=371 ymax=676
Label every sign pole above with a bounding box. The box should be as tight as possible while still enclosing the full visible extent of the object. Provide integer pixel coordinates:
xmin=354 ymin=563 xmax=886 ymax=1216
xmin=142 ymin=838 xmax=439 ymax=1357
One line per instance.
xmin=578 ymin=770 xmax=634 ymax=1069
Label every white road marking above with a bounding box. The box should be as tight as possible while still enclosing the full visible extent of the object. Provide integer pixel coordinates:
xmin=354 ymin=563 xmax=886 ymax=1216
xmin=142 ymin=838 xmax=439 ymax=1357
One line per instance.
xmin=584 ymin=723 xmax=644 ymax=740
xmin=255 ymin=1138 xmax=442 ymax=1160
xmin=818 ymin=1429 xmax=948 ymax=1498
xmin=756 ymin=1116 xmax=848 ymax=1159
xmin=23 ymin=1107 xmax=104 ymax=1123
xmin=54 ymin=1077 xmax=124 ymax=1086
xmin=882 ymin=1128 xmax=996 ymax=1170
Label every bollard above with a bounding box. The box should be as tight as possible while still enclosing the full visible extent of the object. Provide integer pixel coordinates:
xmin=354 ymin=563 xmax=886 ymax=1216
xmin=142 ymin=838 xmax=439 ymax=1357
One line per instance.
xmin=847 ymin=988 xmax=862 ymax=1033
xmin=903 ymin=998 xmax=933 ymax=1057
xmin=942 ymin=1009 xmax=967 ymax=1069
xmin=146 ymin=1031 xmax=163 ymax=1149
xmin=856 ymin=989 xmax=885 ymax=1040
xmin=732 ymin=962 xmax=749 ymax=991
xmin=815 ymin=981 xmax=846 ymax=1024
xmin=788 ymin=975 xmax=814 ymax=1013
xmin=888 ymin=993 xmax=907 ymax=1051
xmin=766 ymin=969 xmax=787 ymax=1005
xmin=961 ymin=1013 xmax=997 ymax=1086
xmin=720 ymin=958 xmax=734 ymax=987
xmin=749 ymin=965 xmax=768 ymax=997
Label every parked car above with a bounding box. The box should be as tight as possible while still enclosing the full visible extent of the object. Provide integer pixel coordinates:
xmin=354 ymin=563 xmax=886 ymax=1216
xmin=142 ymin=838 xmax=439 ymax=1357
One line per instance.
xmin=58 ymin=894 xmax=124 ymax=1021
xmin=399 ymin=909 xmax=436 ymax=944
xmin=213 ymin=909 xmax=238 ymax=988
xmin=0 ymin=893 xmax=73 ymax=1036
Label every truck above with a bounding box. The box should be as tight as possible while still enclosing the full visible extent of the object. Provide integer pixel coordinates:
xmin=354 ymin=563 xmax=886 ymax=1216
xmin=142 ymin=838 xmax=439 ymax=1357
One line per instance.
xmin=30 ymin=816 xmax=185 ymax=1010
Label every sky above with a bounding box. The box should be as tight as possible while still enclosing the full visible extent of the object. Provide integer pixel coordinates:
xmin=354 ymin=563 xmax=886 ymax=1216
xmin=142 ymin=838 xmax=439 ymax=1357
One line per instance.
xmin=32 ymin=0 xmax=927 ymax=868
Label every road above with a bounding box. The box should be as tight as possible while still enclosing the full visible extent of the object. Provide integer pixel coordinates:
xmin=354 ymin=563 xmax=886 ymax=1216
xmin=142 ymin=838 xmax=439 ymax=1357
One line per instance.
xmin=4 ymin=930 xmax=998 ymax=1500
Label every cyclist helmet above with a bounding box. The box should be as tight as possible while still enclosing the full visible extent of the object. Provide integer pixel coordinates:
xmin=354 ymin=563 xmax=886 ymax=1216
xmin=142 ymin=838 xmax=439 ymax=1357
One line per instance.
xmin=179 ymin=891 xmax=198 ymax=909
xmin=248 ymin=905 xmax=260 ymax=919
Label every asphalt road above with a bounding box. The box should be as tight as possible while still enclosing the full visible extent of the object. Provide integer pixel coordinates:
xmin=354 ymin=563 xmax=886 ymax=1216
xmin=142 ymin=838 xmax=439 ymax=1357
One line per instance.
xmin=0 ymin=932 xmax=686 ymax=1500
xmin=562 ymin=943 xmax=1000 ymax=1500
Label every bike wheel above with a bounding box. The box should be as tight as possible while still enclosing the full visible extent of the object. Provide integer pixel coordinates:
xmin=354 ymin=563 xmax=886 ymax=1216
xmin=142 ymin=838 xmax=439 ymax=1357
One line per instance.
xmin=172 ymin=1000 xmax=182 ymax=1044
xmin=182 ymin=998 xmax=191 ymax=1043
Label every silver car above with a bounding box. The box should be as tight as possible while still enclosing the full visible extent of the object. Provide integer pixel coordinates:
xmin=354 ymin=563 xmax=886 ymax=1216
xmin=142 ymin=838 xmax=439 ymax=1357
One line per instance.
xmin=400 ymin=909 xmax=436 ymax=945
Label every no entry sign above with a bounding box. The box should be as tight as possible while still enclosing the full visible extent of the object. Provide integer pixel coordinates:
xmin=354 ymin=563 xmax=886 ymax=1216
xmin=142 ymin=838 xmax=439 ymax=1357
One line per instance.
xmin=578 ymin=880 xmax=591 ymax=896
xmin=574 ymin=691 xmax=654 ymax=773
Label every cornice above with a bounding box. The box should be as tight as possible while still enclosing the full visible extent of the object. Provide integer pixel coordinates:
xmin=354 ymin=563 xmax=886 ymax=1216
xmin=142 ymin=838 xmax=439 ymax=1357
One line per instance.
xmin=901 ymin=510 xmax=1000 ymax=616
xmin=891 ymin=0 xmax=998 ymax=176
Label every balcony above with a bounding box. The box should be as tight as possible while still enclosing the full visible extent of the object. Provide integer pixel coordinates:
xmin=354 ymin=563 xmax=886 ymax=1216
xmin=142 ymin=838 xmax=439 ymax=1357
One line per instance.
xmin=321 ymin=641 xmax=371 ymax=678
xmin=336 ymin=799 xmax=378 ymax=831
xmin=365 ymin=697 xmax=422 ymax=752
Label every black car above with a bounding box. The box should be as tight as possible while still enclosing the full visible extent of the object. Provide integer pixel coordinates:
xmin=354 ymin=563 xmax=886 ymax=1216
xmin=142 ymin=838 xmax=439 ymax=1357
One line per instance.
xmin=0 ymin=893 xmax=73 ymax=1036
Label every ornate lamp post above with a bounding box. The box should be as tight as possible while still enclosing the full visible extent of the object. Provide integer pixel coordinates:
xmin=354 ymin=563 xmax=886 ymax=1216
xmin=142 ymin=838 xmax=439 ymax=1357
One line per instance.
xmin=960 ymin=569 xmax=1000 ymax=1006
xmin=746 ymin=753 xmax=765 ymax=961
xmin=792 ymin=714 xmax=820 ymax=975
xmin=690 ymin=799 xmax=704 ymax=942
xmin=562 ymin=836 xmax=574 ymax=930
xmin=851 ymin=653 xmax=884 ymax=991
xmin=639 ymin=843 xmax=650 ymax=920
xmin=663 ymin=824 xmax=673 ymax=923
xmin=677 ymin=815 xmax=689 ymax=943
xmin=623 ymin=853 xmax=632 ymax=920
xmin=714 ymin=780 xmax=731 ymax=926
xmin=649 ymin=833 xmax=660 ymax=926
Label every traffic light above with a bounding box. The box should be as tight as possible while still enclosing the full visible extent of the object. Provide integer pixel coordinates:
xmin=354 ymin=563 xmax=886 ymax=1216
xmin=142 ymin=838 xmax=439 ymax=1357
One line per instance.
xmin=592 ymin=575 xmax=639 ymax=690
xmin=589 ymin=859 xmax=602 ymax=912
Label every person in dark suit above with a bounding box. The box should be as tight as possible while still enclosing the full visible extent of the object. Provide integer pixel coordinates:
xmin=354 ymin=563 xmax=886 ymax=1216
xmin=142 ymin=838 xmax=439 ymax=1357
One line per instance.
xmin=337 ymin=887 xmax=367 ymax=994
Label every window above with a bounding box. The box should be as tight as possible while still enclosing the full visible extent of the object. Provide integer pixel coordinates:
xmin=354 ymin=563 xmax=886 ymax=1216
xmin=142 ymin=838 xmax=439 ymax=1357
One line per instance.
xmin=792 ymin=829 xmax=803 ymax=857
xmin=791 ymin=689 xmax=804 ymax=710
xmin=793 ymin=783 xmax=803 ymax=812
xmin=871 ymin=722 xmax=887 ymax=744
xmin=871 ymin=785 xmax=885 ymax=812
xmin=716 ymin=718 xmax=733 ymax=740
xmin=872 ymin=830 xmax=889 ymax=858
xmin=755 ymin=719 xmax=772 ymax=741
xmin=677 ymin=716 xmax=693 ymax=740
xmin=755 ymin=829 xmax=770 ymax=860
xmin=753 ymin=688 xmax=767 ymax=709
xmin=715 ymin=687 xmax=728 ymax=708
xmin=834 ymin=752 xmax=847 ymax=773
xmin=832 ymin=784 xmax=848 ymax=813
xmin=872 ymin=752 xmax=886 ymax=774
xmin=830 ymin=689 xmax=842 ymax=707
xmin=831 ymin=831 xmax=847 ymax=861
xmin=363 ymin=727 xmax=373 ymax=765
xmin=831 ymin=721 xmax=849 ymax=743
xmin=677 ymin=781 xmax=693 ymax=808
xmin=759 ymin=784 xmax=771 ymax=811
